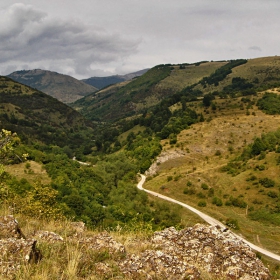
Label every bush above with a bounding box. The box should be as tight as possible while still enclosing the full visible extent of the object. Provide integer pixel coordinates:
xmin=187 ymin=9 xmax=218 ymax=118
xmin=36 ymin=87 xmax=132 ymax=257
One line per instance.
xmin=201 ymin=183 xmax=209 ymax=190
xmin=212 ymin=197 xmax=223 ymax=206
xmin=167 ymin=176 xmax=173 ymax=182
xmin=267 ymin=191 xmax=278 ymax=198
xmin=198 ymin=201 xmax=206 ymax=207
xmin=197 ymin=192 xmax=206 ymax=199
xmin=226 ymin=218 xmax=240 ymax=229
xmin=183 ymin=188 xmax=196 ymax=195
xmin=259 ymin=177 xmax=275 ymax=188
xmin=226 ymin=196 xmax=247 ymax=208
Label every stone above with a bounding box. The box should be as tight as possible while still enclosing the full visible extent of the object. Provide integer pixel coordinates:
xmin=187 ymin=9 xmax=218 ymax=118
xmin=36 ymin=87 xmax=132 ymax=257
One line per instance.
xmin=0 ymin=215 xmax=25 ymax=239
xmin=33 ymin=230 xmax=64 ymax=243
xmin=0 ymin=238 xmax=41 ymax=278
xmin=77 ymin=231 xmax=125 ymax=255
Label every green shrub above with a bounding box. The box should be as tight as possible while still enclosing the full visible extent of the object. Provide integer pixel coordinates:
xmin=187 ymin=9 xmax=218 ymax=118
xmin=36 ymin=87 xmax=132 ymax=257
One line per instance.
xmin=267 ymin=191 xmax=278 ymax=198
xmin=183 ymin=188 xmax=196 ymax=195
xmin=197 ymin=192 xmax=206 ymax=199
xmin=167 ymin=176 xmax=173 ymax=182
xmin=225 ymin=218 xmax=240 ymax=230
xmin=212 ymin=197 xmax=223 ymax=206
xmin=259 ymin=177 xmax=275 ymax=188
xmin=198 ymin=201 xmax=206 ymax=207
xmin=201 ymin=183 xmax=209 ymax=190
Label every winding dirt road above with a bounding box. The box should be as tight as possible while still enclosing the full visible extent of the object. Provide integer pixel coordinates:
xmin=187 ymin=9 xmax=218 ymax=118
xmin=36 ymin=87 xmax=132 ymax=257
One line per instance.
xmin=137 ymin=174 xmax=280 ymax=262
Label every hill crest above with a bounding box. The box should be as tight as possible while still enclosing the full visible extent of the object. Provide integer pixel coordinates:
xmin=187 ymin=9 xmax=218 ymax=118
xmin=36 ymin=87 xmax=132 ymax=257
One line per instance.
xmin=7 ymin=69 xmax=97 ymax=104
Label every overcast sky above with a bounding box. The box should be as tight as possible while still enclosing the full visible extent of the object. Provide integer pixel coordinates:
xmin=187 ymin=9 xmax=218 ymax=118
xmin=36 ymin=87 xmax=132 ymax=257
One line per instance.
xmin=0 ymin=0 xmax=279 ymax=79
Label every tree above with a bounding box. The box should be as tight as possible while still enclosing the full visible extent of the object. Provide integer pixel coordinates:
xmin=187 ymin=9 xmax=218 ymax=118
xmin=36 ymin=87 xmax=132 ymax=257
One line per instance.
xmin=203 ymin=93 xmax=215 ymax=107
xmin=0 ymin=129 xmax=25 ymax=176
xmin=251 ymin=137 xmax=266 ymax=156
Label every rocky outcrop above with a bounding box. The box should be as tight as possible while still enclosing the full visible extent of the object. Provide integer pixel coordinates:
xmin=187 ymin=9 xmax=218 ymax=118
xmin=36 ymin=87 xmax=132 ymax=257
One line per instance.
xmin=32 ymin=230 xmax=64 ymax=243
xmin=0 ymin=215 xmax=272 ymax=279
xmin=0 ymin=216 xmax=41 ymax=279
xmin=146 ymin=150 xmax=187 ymax=176
xmin=119 ymin=224 xmax=271 ymax=279
xmin=0 ymin=215 xmax=25 ymax=239
xmin=76 ymin=231 xmax=126 ymax=255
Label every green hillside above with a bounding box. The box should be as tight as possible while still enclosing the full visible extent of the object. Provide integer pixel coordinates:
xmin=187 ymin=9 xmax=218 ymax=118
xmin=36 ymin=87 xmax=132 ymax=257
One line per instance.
xmin=0 ymin=76 xmax=94 ymax=151
xmin=1 ymin=57 xmax=280 ymax=276
xmin=72 ymin=56 xmax=280 ymax=124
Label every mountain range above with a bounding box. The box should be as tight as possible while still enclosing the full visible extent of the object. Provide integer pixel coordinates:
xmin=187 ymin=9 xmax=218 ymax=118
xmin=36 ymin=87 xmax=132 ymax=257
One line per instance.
xmin=7 ymin=68 xmax=149 ymax=104
xmin=7 ymin=69 xmax=98 ymax=104
xmin=81 ymin=68 xmax=149 ymax=90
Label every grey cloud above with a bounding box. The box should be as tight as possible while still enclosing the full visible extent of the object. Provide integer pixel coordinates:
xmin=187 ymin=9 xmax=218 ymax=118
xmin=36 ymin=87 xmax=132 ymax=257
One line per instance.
xmin=0 ymin=3 xmax=140 ymax=76
xmin=249 ymin=46 xmax=262 ymax=52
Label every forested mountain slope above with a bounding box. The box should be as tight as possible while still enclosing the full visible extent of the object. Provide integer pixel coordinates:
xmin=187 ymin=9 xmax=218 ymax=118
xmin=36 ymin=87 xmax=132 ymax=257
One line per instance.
xmin=0 ymin=76 xmax=94 ymax=149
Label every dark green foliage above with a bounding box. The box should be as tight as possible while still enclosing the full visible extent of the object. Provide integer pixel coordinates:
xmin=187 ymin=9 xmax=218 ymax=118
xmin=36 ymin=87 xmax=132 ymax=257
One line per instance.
xmin=223 ymin=77 xmax=254 ymax=94
xmin=251 ymin=138 xmax=267 ymax=156
xmin=267 ymin=191 xmax=278 ymax=198
xmin=200 ymin=59 xmax=247 ymax=86
xmin=203 ymin=93 xmax=215 ymax=107
xmin=201 ymin=183 xmax=209 ymax=190
xmin=198 ymin=200 xmax=206 ymax=207
xmin=158 ymin=108 xmax=198 ymax=140
xmin=0 ymin=77 xmax=94 ymax=150
xmin=225 ymin=218 xmax=240 ymax=229
xmin=257 ymin=92 xmax=280 ymax=114
xmin=259 ymin=177 xmax=275 ymax=188
xmin=220 ymin=159 xmax=247 ymax=176
xmin=225 ymin=196 xmax=247 ymax=208
xmin=197 ymin=192 xmax=206 ymax=199
xmin=125 ymin=132 xmax=162 ymax=173
xmin=240 ymin=129 xmax=280 ymax=161
xmin=153 ymin=202 xmax=182 ymax=228
xmin=212 ymin=197 xmax=223 ymax=206
xmin=246 ymin=175 xmax=257 ymax=181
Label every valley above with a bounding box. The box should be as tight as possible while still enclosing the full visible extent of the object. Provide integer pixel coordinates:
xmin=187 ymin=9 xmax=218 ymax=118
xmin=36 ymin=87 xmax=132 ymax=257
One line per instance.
xmin=1 ymin=56 xmax=280 ymax=277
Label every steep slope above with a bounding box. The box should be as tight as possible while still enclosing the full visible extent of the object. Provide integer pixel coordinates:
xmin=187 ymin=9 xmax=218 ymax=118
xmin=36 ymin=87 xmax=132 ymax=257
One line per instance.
xmin=72 ymin=63 xmax=221 ymax=122
xmin=73 ymin=56 xmax=280 ymax=124
xmin=81 ymin=68 xmax=149 ymax=90
xmin=7 ymin=69 xmax=97 ymax=104
xmin=0 ymin=76 xmax=94 ymax=148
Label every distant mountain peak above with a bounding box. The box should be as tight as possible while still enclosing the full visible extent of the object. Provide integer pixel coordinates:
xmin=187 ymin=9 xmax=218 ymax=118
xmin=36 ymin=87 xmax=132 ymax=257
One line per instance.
xmin=82 ymin=68 xmax=149 ymax=90
xmin=7 ymin=69 xmax=98 ymax=104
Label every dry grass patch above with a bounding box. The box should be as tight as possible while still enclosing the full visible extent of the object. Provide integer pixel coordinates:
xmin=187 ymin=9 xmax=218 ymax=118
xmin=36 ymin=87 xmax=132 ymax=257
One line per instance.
xmin=5 ymin=161 xmax=51 ymax=185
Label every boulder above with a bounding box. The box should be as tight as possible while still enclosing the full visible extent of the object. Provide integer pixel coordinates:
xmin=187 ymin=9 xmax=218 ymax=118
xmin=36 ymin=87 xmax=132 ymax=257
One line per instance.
xmin=77 ymin=231 xmax=125 ymax=255
xmin=0 ymin=216 xmax=41 ymax=278
xmin=0 ymin=215 xmax=25 ymax=239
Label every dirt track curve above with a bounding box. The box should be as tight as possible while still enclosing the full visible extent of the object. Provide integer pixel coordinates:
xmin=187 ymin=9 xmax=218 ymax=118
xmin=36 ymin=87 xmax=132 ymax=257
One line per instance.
xmin=137 ymin=174 xmax=280 ymax=262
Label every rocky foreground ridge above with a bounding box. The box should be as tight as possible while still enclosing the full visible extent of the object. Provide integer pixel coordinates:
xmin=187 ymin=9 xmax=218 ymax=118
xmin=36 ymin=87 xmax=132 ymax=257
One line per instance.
xmin=0 ymin=215 xmax=271 ymax=279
